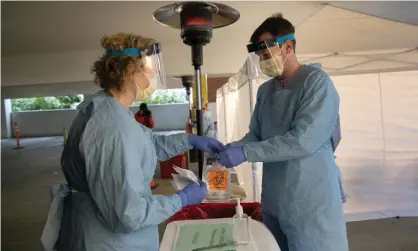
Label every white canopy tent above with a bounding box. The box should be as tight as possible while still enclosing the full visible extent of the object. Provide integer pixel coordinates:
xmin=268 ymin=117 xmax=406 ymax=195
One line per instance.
xmin=3 ymin=2 xmax=418 ymax=80
xmin=216 ymin=3 xmax=418 ymax=222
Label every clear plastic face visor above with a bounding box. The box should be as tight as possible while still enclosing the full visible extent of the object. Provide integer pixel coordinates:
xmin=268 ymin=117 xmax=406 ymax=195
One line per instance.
xmin=246 ymin=34 xmax=295 ymax=78
xmin=106 ymin=43 xmax=167 ymax=91
xmin=142 ymin=43 xmax=166 ymax=91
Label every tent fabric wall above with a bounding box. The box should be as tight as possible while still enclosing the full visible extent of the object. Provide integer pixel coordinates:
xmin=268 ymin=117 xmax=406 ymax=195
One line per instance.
xmin=216 ymin=59 xmax=269 ymax=202
xmin=216 ymin=70 xmax=251 ymax=195
xmin=334 ymin=71 xmax=418 ymax=221
xmin=217 ymin=69 xmax=418 ymax=220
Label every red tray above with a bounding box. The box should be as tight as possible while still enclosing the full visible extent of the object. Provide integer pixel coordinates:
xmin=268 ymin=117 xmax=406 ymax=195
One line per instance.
xmin=167 ymin=202 xmax=262 ymax=224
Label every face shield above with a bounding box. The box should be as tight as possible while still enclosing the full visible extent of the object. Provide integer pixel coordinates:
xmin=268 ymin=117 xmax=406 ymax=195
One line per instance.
xmin=246 ymin=34 xmax=295 ymax=78
xmin=142 ymin=43 xmax=166 ymax=94
xmin=107 ymin=43 xmax=166 ymax=100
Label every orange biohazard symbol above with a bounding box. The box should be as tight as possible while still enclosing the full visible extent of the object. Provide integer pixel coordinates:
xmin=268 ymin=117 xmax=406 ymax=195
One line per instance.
xmin=208 ymin=170 xmax=229 ymax=191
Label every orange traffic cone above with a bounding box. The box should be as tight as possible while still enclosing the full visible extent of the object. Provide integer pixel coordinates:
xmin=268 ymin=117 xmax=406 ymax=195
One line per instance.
xmin=150 ymin=178 xmax=159 ymax=190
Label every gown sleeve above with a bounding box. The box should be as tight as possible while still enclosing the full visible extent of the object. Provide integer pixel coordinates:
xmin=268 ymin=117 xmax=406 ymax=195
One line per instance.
xmin=83 ymin=129 xmax=183 ymax=233
xmin=149 ymin=132 xmax=193 ymax=162
xmin=243 ymin=71 xmax=339 ymax=163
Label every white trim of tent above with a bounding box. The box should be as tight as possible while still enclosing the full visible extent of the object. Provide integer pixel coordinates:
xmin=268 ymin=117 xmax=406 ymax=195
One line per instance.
xmin=299 ymin=47 xmax=418 ymax=75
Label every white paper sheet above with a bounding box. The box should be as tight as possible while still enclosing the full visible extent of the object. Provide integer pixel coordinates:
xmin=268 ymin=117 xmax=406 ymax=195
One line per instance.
xmin=171 ymin=165 xmax=199 ymax=191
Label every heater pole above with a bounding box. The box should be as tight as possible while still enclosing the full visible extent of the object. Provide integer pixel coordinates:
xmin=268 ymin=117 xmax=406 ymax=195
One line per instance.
xmin=181 ymin=76 xmax=193 ymax=126
xmin=181 ymin=76 xmax=198 ymax=164
xmin=192 ymin=43 xmax=205 ymax=179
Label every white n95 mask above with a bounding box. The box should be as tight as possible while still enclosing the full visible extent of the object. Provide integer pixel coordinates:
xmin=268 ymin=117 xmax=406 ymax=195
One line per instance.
xmin=260 ymin=57 xmax=283 ymax=77
xmin=135 ymin=71 xmax=159 ymax=101
xmin=259 ymin=45 xmax=287 ymax=77
xmin=136 ymin=86 xmax=156 ymax=101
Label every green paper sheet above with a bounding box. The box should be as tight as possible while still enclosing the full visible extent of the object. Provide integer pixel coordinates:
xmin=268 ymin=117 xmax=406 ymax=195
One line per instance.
xmin=174 ymin=222 xmax=236 ymax=251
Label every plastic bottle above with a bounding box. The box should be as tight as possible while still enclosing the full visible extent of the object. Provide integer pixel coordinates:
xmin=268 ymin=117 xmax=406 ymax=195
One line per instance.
xmin=232 ymin=198 xmax=250 ymax=246
xmin=203 ymin=157 xmax=231 ymax=202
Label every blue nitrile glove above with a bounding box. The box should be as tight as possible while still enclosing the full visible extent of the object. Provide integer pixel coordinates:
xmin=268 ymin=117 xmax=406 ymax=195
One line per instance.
xmin=176 ymin=181 xmax=208 ymax=207
xmin=188 ymin=135 xmax=225 ymax=153
xmin=215 ymin=146 xmax=246 ymax=168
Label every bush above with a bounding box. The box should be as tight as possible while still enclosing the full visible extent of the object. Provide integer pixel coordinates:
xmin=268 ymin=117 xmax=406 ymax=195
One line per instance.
xmin=11 ymin=95 xmax=83 ymax=112
xmin=12 ymin=89 xmax=188 ymax=112
xmin=132 ymin=89 xmax=187 ymax=106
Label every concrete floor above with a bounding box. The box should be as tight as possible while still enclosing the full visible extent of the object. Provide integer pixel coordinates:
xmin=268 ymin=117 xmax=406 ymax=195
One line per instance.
xmin=2 ymin=137 xmax=64 ymax=251
xmin=2 ymin=137 xmax=418 ymax=251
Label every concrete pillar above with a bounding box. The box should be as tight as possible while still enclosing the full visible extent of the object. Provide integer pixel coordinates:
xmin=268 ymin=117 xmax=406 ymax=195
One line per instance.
xmin=1 ymin=98 xmax=12 ymax=139
xmin=83 ymin=93 xmax=94 ymax=101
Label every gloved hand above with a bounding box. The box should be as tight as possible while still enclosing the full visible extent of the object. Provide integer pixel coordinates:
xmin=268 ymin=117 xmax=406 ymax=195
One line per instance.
xmin=215 ymin=146 xmax=246 ymax=168
xmin=177 ymin=181 xmax=208 ymax=207
xmin=188 ymin=135 xmax=225 ymax=153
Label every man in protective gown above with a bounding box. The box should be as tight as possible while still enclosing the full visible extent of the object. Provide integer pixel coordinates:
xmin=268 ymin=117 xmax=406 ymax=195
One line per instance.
xmin=216 ymin=14 xmax=349 ymax=251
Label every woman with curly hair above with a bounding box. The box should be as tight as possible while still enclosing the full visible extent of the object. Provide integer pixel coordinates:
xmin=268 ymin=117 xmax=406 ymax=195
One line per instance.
xmin=41 ymin=33 xmax=224 ymax=251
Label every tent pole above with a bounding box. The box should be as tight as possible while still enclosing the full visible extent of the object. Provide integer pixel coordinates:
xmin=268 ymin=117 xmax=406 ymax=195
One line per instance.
xmin=248 ymin=80 xmax=259 ymax=202
xmin=223 ymin=87 xmax=228 ymax=144
xmin=247 ymin=58 xmax=260 ymax=203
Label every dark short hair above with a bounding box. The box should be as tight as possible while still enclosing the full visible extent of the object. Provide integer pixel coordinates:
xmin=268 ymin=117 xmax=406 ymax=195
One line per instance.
xmin=250 ymin=13 xmax=296 ymax=52
xmin=139 ymin=103 xmax=148 ymax=110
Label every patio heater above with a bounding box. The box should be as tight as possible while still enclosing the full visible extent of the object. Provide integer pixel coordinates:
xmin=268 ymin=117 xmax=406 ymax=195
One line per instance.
xmin=153 ymin=2 xmax=240 ymax=179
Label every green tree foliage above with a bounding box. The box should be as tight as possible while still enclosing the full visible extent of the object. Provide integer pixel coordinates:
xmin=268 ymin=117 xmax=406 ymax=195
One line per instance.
xmin=11 ymin=95 xmax=83 ymax=112
xmin=12 ymin=90 xmax=188 ymax=112
xmin=132 ymin=89 xmax=188 ymax=106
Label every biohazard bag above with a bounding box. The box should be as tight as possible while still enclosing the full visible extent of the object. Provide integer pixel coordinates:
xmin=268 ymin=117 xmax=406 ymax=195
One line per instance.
xmin=203 ymin=158 xmax=231 ymax=202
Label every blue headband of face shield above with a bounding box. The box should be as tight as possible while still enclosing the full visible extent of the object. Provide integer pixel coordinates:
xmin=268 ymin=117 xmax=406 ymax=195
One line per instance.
xmin=247 ymin=33 xmax=295 ymax=53
xmin=106 ymin=48 xmax=141 ymax=57
xmin=106 ymin=43 xmax=162 ymax=57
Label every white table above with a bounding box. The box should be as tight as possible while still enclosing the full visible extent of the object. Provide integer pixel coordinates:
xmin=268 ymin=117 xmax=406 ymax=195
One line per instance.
xmin=160 ymin=218 xmax=281 ymax=251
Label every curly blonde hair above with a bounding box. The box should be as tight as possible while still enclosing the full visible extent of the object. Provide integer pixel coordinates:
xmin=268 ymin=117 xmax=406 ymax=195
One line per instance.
xmin=91 ymin=33 xmax=156 ymax=92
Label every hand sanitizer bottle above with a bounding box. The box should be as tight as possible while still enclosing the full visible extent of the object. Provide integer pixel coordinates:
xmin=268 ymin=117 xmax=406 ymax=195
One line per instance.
xmin=232 ymin=198 xmax=250 ymax=246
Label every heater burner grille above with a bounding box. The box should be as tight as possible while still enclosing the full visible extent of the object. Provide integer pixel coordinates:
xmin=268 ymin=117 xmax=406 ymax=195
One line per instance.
xmin=153 ymin=1 xmax=240 ymax=30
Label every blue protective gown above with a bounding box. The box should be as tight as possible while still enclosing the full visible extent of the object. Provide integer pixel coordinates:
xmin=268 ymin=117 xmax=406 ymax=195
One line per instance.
xmin=56 ymin=91 xmax=193 ymax=251
xmin=231 ymin=65 xmax=348 ymax=251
